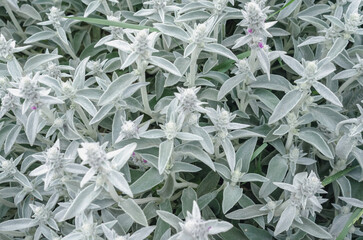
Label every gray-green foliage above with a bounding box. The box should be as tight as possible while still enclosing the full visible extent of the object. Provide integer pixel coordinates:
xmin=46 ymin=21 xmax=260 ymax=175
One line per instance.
xmin=0 ymin=0 xmax=362 ymax=239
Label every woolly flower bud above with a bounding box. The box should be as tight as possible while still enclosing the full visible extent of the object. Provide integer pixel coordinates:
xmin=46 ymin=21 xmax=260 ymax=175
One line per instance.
xmin=286 ymin=112 xmax=298 ymax=127
xmin=213 ymin=0 xmax=228 ymax=13
xmin=81 ymin=223 xmax=97 ymax=237
xmin=53 ymin=118 xmax=64 ymax=128
xmin=46 ymin=62 xmax=61 ymax=79
xmin=151 ymin=0 xmax=167 ymax=10
xmin=345 ymin=13 xmax=363 ymax=33
xmin=244 ymin=2 xmax=266 ymax=30
xmin=61 ymin=81 xmax=76 ymax=97
xmin=164 ymin=121 xmax=178 ymax=140
xmin=182 ymin=218 xmax=209 ymax=239
xmin=78 ymin=143 xmax=107 ymax=169
xmin=289 ymin=147 xmax=300 ymax=162
xmin=87 ymin=60 xmax=103 ymax=74
xmin=47 ymin=7 xmax=64 ymax=27
xmin=301 ymin=172 xmax=323 ymax=197
xmin=218 ymin=108 xmax=232 ymax=128
xmin=192 ymin=23 xmax=208 ymax=45
xmin=1 ymin=93 xmax=17 ymax=110
xmin=19 ymin=75 xmax=39 ymax=101
xmin=132 ymin=30 xmax=151 ymax=60
xmin=31 ymin=205 xmax=50 ymax=222
xmin=1 ymin=160 xmax=17 ymax=174
xmin=121 ymin=120 xmax=139 ymax=138
xmin=0 ymin=34 xmax=15 ymax=60
xmin=236 ymin=59 xmax=250 ymax=73
xmin=304 ymin=61 xmax=318 ymax=78
xmin=175 ymin=87 xmax=203 ymax=113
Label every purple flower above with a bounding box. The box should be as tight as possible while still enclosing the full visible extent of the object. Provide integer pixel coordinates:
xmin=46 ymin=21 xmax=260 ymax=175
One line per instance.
xmin=248 ymin=28 xmax=253 ymax=34
xmin=258 ymin=42 xmax=264 ymax=48
xmin=143 ymin=159 xmax=148 ymax=163
xmin=31 ymin=106 xmax=37 ymax=110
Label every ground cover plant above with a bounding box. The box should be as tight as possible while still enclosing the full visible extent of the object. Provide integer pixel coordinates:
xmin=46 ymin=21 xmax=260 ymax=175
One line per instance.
xmin=0 ymin=0 xmax=362 ymax=239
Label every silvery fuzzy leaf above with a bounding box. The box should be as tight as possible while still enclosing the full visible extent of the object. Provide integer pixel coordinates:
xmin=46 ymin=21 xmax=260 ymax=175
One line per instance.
xmin=254 ymin=89 xmax=279 ymax=111
xmin=7 ymin=58 xmax=23 ymax=80
xmin=149 ymin=56 xmax=182 ymax=76
xmin=298 ymin=36 xmax=326 ymax=47
xmin=154 ymin=24 xmax=189 ymax=42
xmin=280 ymin=55 xmax=304 ymax=76
xmin=221 ymin=138 xmax=236 ymax=171
xmin=335 ymin=134 xmax=355 ymax=160
xmin=206 ymin=220 xmax=233 ymax=235
xmin=239 ymin=224 xmax=272 ymax=240
xmin=184 ymin=43 xmax=197 ymax=58
xmin=259 ymin=155 xmax=288 ymax=198
xmin=110 ymin=143 xmax=137 ymax=170
xmin=274 ymin=205 xmax=296 ymax=236
xmin=240 ymin=173 xmax=269 ymax=183
xmin=176 ymin=10 xmax=210 ymax=22
xmin=309 ymin=106 xmax=346 ymax=132
xmin=24 ymin=54 xmax=62 ymax=72
xmin=204 ymin=43 xmax=237 ymax=61
xmin=277 ymin=0 xmax=302 ymax=20
xmin=332 ymin=69 xmax=357 ymax=80
xmin=108 ymin=170 xmax=133 ymax=197
xmin=257 ymin=49 xmax=270 ymax=79
xmin=176 ymin=132 xmax=203 ymax=141
xmin=297 ymin=4 xmax=330 ymax=17
xmin=130 ymin=168 xmax=164 ymax=194
xmin=73 ymin=96 xmax=97 ymax=116
xmin=0 ymin=218 xmax=37 ymax=231
xmin=98 ymin=73 xmax=138 ymax=106
xmin=25 ymin=110 xmax=39 ymax=146
xmin=172 ymin=162 xmax=201 ymax=173
xmin=181 ymin=187 xmax=197 ymax=218
xmin=215 ymin=162 xmax=232 ymax=180
xmin=298 ymin=129 xmax=333 ymax=159
xmin=226 ymin=204 xmax=267 ymax=220
xmin=252 ymin=75 xmax=293 ymax=92
xmin=236 ymin=137 xmax=257 ymax=173
xmin=190 ymin=126 xmax=214 ymax=154
xmin=273 ymin=124 xmax=290 ymax=136
xmin=119 ymin=198 xmax=148 ymax=226
xmin=105 ymin=40 xmax=131 ymax=52
xmin=84 ymin=0 xmax=101 ymax=17
xmin=158 ymin=140 xmax=174 ymax=174
xmin=175 ymin=144 xmax=215 ymax=171
xmin=268 ymin=28 xmax=290 ymax=36
xmin=326 ymin=38 xmax=348 ymax=61
xmin=73 ymin=57 xmax=89 ymax=89
xmin=57 ymin=27 xmax=68 ymax=45
xmin=59 ymin=184 xmax=101 ymax=221
xmin=222 ymin=183 xmax=243 ymax=214
xmin=293 ymin=217 xmax=332 ymax=239
xmin=336 ymin=176 xmax=351 ymax=198
xmin=89 ymin=104 xmax=113 ymax=124
xmin=140 ymin=129 xmax=165 ymax=139
xmin=340 ymin=197 xmax=363 ymax=208
xmin=324 ymin=15 xmax=345 ymax=29
xmin=4 ymin=124 xmax=21 ymax=155
xmin=299 ymin=16 xmax=329 ymax=29
xmin=20 ymin=4 xmax=42 ymax=20
xmin=24 ymin=31 xmax=56 ymax=44
xmin=129 ymin=226 xmax=156 ymax=240
xmin=217 ymin=75 xmax=243 ymax=100
xmin=312 ymin=82 xmax=342 ymax=107
xmin=156 ymin=210 xmax=182 ymax=231
xmin=268 ymin=89 xmax=304 ymax=124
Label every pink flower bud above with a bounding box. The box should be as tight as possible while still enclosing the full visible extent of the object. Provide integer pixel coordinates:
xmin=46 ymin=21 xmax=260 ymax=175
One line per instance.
xmin=248 ymin=28 xmax=253 ymax=34
xmin=258 ymin=42 xmax=264 ymax=48
xmin=143 ymin=159 xmax=148 ymax=163
xmin=31 ymin=106 xmax=37 ymax=110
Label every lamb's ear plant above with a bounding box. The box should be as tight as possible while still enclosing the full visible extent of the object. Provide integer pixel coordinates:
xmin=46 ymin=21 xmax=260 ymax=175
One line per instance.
xmin=0 ymin=0 xmax=362 ymax=239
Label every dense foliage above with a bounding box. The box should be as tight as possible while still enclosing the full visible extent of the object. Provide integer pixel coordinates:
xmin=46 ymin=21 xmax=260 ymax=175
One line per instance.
xmin=0 ymin=0 xmax=362 ymax=239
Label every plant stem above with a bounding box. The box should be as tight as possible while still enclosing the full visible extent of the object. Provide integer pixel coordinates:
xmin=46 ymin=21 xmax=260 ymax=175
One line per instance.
xmin=138 ymin=63 xmax=152 ymax=116
xmin=126 ymin=0 xmax=134 ymax=12
xmin=188 ymin=47 xmax=201 ymax=87
xmin=285 ymin=130 xmax=294 ymax=150
xmin=75 ymin=105 xmax=96 ymax=139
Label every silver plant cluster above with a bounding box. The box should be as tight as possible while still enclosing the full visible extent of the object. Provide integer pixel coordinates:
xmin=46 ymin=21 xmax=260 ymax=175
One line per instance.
xmin=0 ymin=0 xmax=362 ymax=239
